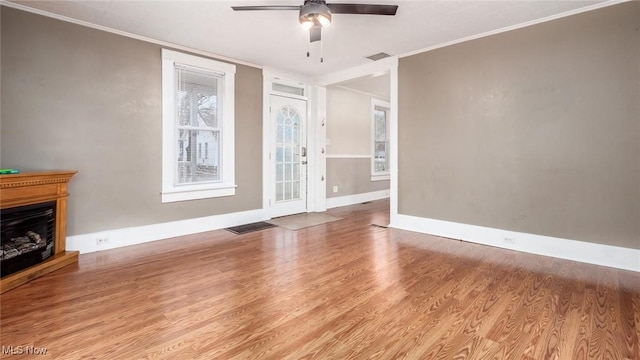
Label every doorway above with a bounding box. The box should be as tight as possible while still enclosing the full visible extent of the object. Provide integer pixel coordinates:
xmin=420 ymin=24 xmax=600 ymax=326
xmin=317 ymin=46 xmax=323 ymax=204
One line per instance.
xmin=268 ymin=94 xmax=308 ymax=218
xmin=324 ymin=73 xmax=391 ymax=210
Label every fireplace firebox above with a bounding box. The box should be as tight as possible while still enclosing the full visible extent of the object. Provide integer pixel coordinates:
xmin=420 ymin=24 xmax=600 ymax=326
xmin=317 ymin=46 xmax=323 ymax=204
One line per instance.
xmin=1 ymin=201 xmax=57 ymax=277
xmin=0 ymin=171 xmax=78 ymax=293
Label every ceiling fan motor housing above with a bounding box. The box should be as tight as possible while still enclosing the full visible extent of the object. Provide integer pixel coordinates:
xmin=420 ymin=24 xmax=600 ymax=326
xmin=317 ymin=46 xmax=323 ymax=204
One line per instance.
xmin=299 ymin=0 xmax=332 ymax=27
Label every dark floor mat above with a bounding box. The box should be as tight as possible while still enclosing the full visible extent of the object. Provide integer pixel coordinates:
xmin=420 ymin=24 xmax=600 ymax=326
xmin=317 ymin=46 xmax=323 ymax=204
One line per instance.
xmin=225 ymin=222 xmax=277 ymax=235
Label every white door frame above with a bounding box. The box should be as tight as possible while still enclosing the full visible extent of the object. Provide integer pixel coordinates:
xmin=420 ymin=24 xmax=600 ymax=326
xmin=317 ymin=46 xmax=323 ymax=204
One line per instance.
xmin=268 ymin=94 xmax=308 ymax=217
xmin=263 ymin=69 xmax=325 ymax=216
xmin=315 ymin=57 xmax=399 ymax=223
xmin=262 ymin=59 xmax=397 ymax=219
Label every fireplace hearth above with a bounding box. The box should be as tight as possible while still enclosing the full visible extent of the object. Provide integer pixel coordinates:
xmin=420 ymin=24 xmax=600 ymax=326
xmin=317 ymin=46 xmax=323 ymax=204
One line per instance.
xmin=0 ymin=171 xmax=78 ymax=293
xmin=1 ymin=201 xmax=56 ymax=277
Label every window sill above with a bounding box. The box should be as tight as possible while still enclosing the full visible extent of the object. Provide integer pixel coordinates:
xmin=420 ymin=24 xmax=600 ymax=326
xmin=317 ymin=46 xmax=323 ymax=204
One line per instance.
xmin=161 ymin=184 xmax=237 ymax=203
xmin=371 ymin=175 xmax=390 ymax=182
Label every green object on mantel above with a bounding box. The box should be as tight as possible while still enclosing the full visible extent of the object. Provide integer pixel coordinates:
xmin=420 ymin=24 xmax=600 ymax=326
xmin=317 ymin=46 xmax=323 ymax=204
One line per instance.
xmin=0 ymin=169 xmax=20 ymax=174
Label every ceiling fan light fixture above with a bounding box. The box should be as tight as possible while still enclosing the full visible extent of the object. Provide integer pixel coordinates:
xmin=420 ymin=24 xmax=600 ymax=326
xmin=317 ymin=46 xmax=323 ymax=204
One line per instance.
xmin=301 ymin=20 xmax=314 ymax=30
xmin=317 ymin=13 xmax=331 ymax=27
xmin=299 ymin=1 xmax=332 ymax=28
xmin=232 ymin=0 xmax=399 ymax=62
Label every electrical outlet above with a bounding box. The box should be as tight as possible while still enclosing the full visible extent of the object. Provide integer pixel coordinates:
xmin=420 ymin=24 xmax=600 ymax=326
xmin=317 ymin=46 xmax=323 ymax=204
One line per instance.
xmin=333 ymin=186 xmax=338 ymax=193
xmin=503 ymin=237 xmax=515 ymax=245
xmin=96 ymin=237 xmax=109 ymax=246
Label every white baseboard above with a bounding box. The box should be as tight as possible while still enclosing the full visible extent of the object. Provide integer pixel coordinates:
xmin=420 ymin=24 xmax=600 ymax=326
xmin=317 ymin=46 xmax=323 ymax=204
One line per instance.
xmin=67 ymin=208 xmax=268 ymax=254
xmin=326 ymin=189 xmax=390 ymax=209
xmin=391 ymin=214 xmax=640 ymax=272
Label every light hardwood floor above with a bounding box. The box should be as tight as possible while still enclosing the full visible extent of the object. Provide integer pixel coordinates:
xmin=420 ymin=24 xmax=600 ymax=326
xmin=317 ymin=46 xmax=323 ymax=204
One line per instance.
xmin=1 ymin=199 xmax=638 ymax=359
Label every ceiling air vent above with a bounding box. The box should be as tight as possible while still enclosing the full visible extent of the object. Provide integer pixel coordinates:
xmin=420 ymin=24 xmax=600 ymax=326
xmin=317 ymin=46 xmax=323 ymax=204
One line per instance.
xmin=366 ymin=52 xmax=391 ymax=61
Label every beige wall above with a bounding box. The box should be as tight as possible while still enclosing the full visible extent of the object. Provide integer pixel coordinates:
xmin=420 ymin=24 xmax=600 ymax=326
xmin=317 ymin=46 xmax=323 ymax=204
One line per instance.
xmin=398 ymin=2 xmax=640 ymax=249
xmin=326 ymin=86 xmax=372 ymax=155
xmin=1 ymin=8 xmax=263 ymax=235
xmin=326 ymin=158 xmax=389 ymax=198
xmin=326 ymin=86 xmax=390 ymax=198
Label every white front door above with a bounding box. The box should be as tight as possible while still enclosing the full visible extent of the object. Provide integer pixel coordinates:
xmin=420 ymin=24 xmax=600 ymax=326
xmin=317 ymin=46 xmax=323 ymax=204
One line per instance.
xmin=269 ymin=95 xmax=307 ymax=217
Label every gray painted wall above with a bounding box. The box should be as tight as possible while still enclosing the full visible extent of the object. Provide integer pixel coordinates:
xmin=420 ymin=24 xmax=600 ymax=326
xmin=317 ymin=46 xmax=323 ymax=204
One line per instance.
xmin=326 ymin=158 xmax=389 ymax=198
xmin=398 ymin=2 xmax=640 ymax=250
xmin=326 ymin=86 xmax=372 ymax=155
xmin=326 ymin=86 xmax=390 ymax=198
xmin=1 ymin=8 xmax=263 ymax=235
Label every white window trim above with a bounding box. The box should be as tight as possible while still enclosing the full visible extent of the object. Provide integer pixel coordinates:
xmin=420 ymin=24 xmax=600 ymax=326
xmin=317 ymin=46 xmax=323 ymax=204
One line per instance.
xmin=371 ymin=98 xmax=391 ymax=182
xmin=372 ymin=174 xmax=391 ymax=181
xmin=161 ymin=49 xmax=236 ymax=203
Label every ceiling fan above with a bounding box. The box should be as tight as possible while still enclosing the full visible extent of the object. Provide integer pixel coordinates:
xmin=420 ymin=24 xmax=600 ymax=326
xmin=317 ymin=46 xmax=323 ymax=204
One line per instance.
xmin=232 ymin=0 xmax=398 ymax=62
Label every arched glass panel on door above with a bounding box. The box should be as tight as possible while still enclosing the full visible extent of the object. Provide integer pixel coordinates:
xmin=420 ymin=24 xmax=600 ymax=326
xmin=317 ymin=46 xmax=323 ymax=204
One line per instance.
xmin=275 ymin=105 xmax=302 ymax=202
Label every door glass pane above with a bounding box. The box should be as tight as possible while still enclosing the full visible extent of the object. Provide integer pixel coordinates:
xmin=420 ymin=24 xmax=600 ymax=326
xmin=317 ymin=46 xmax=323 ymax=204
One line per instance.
xmin=276 ymin=182 xmax=284 ymax=201
xmin=285 ymin=164 xmax=292 ymax=181
xmin=293 ymin=181 xmax=300 ymax=199
xmin=274 ymin=105 xmax=302 ymax=203
xmin=285 ymin=147 xmax=292 ymax=163
xmin=285 ymin=125 xmax=292 ymax=143
xmin=277 ymin=123 xmax=284 ymax=143
xmin=293 ymin=163 xmax=299 ymax=180
xmin=285 ymin=182 xmax=292 ymax=200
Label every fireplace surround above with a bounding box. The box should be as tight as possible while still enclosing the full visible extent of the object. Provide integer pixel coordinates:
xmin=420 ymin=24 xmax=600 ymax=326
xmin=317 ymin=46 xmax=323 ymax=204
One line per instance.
xmin=0 ymin=171 xmax=78 ymax=293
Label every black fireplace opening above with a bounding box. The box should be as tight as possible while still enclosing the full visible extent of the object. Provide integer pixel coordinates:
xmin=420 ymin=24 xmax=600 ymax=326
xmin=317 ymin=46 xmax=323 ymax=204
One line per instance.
xmin=1 ymin=201 xmax=56 ymax=278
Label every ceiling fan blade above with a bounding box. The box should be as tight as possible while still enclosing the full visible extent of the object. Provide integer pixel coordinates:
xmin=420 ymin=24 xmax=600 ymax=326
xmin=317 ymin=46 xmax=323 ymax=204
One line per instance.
xmin=327 ymin=3 xmax=398 ymax=15
xmin=231 ymin=5 xmax=301 ymax=11
xmin=310 ymin=27 xmax=322 ymax=43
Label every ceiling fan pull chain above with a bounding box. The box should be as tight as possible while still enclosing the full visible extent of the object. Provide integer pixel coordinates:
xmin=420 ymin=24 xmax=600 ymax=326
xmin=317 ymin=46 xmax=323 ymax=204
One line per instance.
xmin=320 ymin=39 xmax=324 ymax=63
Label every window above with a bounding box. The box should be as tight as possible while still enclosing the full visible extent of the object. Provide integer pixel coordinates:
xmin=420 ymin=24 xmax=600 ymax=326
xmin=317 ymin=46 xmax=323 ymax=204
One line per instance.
xmin=161 ymin=49 xmax=236 ymax=202
xmin=272 ymin=82 xmax=305 ymax=97
xmin=371 ymin=99 xmax=390 ymax=181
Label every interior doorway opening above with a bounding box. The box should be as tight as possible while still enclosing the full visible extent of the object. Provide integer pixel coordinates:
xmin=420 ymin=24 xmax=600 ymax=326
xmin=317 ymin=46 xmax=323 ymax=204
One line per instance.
xmin=324 ymin=72 xmax=392 ymax=217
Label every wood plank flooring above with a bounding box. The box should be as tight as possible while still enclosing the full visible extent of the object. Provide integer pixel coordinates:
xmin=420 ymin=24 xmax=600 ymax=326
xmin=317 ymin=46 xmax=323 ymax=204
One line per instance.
xmin=1 ymin=199 xmax=638 ymax=359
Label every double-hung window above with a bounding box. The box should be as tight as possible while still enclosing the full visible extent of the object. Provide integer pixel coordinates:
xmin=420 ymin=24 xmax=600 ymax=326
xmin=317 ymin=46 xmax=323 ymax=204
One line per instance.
xmin=371 ymin=98 xmax=391 ymax=181
xmin=161 ymin=49 xmax=236 ymax=202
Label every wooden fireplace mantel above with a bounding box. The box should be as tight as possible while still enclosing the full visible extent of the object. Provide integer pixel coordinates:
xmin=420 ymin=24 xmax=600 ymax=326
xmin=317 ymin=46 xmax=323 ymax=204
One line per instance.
xmin=1 ymin=170 xmax=79 ymax=293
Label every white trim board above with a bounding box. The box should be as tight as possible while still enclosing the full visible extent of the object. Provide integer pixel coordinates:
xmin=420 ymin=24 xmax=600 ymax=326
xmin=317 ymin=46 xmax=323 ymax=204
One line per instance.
xmin=327 ymin=190 xmax=390 ymax=209
xmin=326 ymin=154 xmax=371 ymax=159
xmin=316 ymin=57 xmax=398 ymax=86
xmin=399 ymin=0 xmax=627 ymax=59
xmin=67 ymin=208 xmax=267 ymax=254
xmin=333 ymin=85 xmax=390 ymax=102
xmin=391 ymin=214 xmax=640 ymax=273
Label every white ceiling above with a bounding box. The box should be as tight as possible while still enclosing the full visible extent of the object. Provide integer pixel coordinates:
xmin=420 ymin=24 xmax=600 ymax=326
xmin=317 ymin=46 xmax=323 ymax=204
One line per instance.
xmin=8 ymin=0 xmax=611 ymax=77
